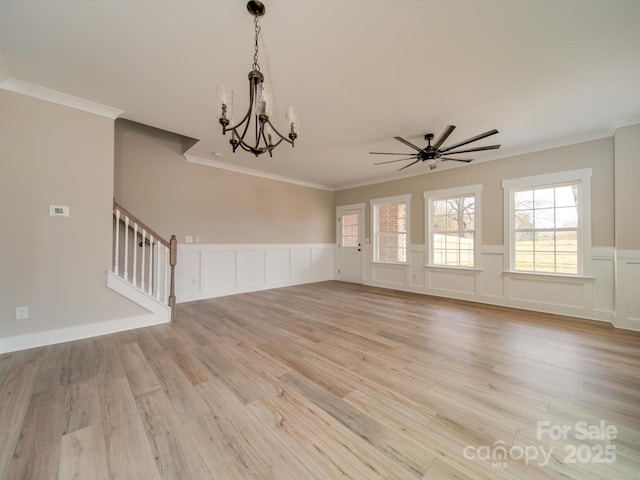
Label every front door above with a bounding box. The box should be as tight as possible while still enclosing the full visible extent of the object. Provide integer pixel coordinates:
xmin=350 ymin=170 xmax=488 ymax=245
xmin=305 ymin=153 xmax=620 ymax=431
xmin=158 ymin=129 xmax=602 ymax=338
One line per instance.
xmin=337 ymin=206 xmax=364 ymax=283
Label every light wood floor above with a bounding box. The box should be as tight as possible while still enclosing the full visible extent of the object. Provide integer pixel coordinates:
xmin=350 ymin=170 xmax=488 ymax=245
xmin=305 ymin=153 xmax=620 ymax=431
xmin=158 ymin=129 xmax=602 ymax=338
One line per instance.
xmin=1 ymin=281 xmax=639 ymax=479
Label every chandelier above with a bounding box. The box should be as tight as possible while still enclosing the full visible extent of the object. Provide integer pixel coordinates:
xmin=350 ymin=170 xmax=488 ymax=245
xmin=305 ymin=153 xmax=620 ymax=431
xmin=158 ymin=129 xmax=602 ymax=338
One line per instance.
xmin=217 ymin=1 xmax=299 ymax=157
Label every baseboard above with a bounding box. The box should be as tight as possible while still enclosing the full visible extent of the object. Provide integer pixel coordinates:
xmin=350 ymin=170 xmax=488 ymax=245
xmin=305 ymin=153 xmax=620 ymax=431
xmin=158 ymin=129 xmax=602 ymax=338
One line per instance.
xmin=364 ymin=279 xmax=614 ymax=325
xmin=179 ymin=275 xmax=334 ymax=303
xmin=0 ymin=312 xmax=170 ymax=354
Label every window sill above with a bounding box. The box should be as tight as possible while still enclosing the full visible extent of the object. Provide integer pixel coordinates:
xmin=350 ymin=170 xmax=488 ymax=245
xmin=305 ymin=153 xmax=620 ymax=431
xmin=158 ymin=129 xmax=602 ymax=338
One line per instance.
xmin=371 ymin=261 xmax=411 ymax=267
xmin=503 ymin=271 xmax=595 ymax=281
xmin=426 ymin=265 xmax=482 ymax=273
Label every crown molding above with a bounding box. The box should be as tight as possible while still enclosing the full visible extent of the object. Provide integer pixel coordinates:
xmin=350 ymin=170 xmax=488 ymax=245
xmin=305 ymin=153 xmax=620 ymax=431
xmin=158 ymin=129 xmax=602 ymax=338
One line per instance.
xmin=0 ymin=79 xmax=124 ymax=119
xmin=184 ymin=154 xmax=334 ymax=191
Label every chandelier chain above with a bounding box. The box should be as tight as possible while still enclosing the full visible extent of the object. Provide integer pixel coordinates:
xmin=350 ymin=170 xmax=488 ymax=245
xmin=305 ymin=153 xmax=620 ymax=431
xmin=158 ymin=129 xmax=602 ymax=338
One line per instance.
xmin=253 ymin=15 xmax=261 ymax=71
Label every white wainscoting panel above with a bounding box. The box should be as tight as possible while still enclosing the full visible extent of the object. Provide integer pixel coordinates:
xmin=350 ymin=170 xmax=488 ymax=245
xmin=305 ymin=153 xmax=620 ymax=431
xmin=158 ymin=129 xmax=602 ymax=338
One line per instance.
xmin=371 ymin=263 xmax=409 ymax=286
xmin=266 ymin=249 xmax=290 ymax=284
xmin=203 ymin=250 xmax=236 ymax=291
xmin=508 ymin=274 xmax=585 ymax=309
xmin=410 ymin=248 xmax=426 ymax=289
xmin=591 ymin=248 xmax=615 ymax=315
xmin=626 ymin=264 xmax=640 ymax=319
xmin=176 ymin=244 xmax=335 ymax=302
xmin=363 ymin=244 xmax=620 ymax=327
xmin=176 ymin=251 xmax=201 ymax=294
xmin=428 ymin=268 xmax=477 ymax=296
xmin=615 ymin=250 xmax=640 ymax=330
xmin=291 ymin=248 xmax=312 ymax=281
xmin=480 ymin=245 xmax=505 ymax=299
xmin=237 ymin=250 xmax=266 ymax=289
xmin=312 ymin=247 xmax=334 ymax=278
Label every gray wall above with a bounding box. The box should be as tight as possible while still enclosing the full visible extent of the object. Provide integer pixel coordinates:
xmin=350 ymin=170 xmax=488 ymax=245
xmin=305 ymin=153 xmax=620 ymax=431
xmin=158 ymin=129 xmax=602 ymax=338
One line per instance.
xmin=114 ymin=120 xmax=334 ymax=245
xmin=334 ymin=137 xmax=615 ymax=248
xmin=0 ymin=90 xmax=144 ymax=338
xmin=614 ymin=124 xmax=640 ymax=250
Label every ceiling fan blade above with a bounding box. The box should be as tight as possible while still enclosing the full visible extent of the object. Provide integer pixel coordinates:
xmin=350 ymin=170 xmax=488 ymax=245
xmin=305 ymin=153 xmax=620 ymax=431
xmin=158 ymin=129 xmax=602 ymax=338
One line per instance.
xmin=369 ymin=152 xmax=415 ymax=155
xmin=441 ymin=157 xmax=473 ymax=162
xmin=398 ymin=159 xmax=421 ymax=171
xmin=374 ymin=157 xmax=418 ymax=165
xmin=439 ymin=129 xmax=499 ymax=153
xmin=432 ymin=125 xmax=456 ymax=150
xmin=441 ymin=144 xmax=501 ymax=155
xmin=394 ymin=136 xmax=423 ymax=152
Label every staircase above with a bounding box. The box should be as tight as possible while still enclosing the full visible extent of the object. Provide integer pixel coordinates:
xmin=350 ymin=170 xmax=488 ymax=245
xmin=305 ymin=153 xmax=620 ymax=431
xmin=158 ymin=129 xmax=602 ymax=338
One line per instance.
xmin=109 ymin=201 xmax=177 ymax=321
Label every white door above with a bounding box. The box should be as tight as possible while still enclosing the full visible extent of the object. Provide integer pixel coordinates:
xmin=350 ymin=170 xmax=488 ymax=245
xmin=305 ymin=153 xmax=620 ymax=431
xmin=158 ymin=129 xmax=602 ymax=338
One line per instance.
xmin=337 ymin=207 xmax=363 ymax=283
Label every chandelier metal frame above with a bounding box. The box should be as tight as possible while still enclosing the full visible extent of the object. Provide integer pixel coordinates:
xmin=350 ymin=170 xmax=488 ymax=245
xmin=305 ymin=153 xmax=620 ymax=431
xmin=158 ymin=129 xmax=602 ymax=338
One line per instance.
xmin=218 ymin=1 xmax=298 ymax=157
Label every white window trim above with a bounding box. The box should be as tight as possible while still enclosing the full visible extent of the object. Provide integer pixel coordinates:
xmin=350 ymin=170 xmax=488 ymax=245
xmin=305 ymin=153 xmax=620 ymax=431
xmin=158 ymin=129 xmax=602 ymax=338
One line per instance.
xmin=502 ymin=168 xmax=592 ymax=277
xmin=424 ymin=184 xmax=482 ymax=270
xmin=370 ymin=194 xmax=411 ymax=264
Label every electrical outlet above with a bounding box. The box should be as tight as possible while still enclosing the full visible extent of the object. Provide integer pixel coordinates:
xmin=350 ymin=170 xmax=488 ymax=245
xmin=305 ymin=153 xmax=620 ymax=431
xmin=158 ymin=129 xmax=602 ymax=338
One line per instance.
xmin=185 ymin=235 xmax=193 ymax=243
xmin=16 ymin=306 xmax=28 ymax=320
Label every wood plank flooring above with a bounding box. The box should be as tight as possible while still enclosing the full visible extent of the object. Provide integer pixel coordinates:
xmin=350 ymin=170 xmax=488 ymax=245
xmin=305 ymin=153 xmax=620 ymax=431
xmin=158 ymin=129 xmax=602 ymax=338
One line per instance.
xmin=1 ymin=281 xmax=639 ymax=479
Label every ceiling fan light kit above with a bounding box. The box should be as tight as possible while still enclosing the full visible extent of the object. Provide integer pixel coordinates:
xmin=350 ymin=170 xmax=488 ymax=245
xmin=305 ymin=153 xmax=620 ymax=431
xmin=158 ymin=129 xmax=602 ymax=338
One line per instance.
xmin=217 ymin=1 xmax=299 ymax=157
xmin=371 ymin=125 xmax=500 ymax=171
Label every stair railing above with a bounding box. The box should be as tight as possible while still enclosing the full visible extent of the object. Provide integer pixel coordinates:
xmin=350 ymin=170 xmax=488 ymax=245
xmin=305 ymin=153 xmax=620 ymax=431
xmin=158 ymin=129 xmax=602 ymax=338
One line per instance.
xmin=113 ymin=201 xmax=177 ymax=320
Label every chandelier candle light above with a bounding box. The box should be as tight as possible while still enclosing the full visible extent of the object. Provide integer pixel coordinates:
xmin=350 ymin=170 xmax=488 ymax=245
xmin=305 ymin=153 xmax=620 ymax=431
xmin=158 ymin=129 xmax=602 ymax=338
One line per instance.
xmin=217 ymin=1 xmax=299 ymax=157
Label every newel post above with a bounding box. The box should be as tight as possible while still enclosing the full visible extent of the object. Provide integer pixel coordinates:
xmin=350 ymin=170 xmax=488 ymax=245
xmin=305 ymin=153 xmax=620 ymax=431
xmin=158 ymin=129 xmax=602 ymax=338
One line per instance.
xmin=169 ymin=235 xmax=177 ymax=321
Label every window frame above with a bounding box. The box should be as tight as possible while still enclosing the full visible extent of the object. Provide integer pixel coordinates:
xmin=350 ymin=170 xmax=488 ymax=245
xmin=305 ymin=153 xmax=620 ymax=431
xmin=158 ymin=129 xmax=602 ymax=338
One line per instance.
xmin=502 ymin=168 xmax=592 ymax=277
xmin=424 ymin=184 xmax=482 ymax=270
xmin=370 ymin=194 xmax=411 ymax=264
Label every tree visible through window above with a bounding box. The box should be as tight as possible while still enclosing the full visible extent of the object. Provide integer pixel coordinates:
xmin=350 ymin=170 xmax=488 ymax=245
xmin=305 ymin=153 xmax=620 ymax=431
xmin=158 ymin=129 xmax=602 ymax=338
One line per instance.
xmin=432 ymin=195 xmax=475 ymax=267
xmin=513 ymin=183 xmax=579 ymax=273
xmin=425 ymin=185 xmax=481 ymax=269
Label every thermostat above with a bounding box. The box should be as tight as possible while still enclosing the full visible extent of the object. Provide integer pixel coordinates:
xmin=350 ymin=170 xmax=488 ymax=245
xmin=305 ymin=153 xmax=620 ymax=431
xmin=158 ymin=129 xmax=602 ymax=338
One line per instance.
xmin=50 ymin=205 xmax=69 ymax=217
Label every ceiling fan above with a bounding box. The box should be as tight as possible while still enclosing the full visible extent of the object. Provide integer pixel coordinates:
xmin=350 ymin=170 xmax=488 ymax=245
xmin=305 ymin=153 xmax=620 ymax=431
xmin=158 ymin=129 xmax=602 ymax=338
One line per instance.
xmin=371 ymin=125 xmax=500 ymax=171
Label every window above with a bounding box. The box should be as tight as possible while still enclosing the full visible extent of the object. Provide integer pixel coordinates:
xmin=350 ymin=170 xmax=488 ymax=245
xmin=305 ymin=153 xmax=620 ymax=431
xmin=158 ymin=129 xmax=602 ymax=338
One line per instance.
xmin=425 ymin=185 xmax=481 ymax=268
xmin=503 ymin=169 xmax=592 ymax=275
xmin=340 ymin=213 xmax=360 ymax=247
xmin=371 ymin=194 xmax=410 ymax=263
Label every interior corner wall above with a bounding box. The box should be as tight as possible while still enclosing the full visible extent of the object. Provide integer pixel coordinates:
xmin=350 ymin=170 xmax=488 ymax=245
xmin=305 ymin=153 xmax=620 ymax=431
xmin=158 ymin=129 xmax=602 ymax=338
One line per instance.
xmin=114 ymin=120 xmax=335 ymax=302
xmin=114 ymin=119 xmax=334 ymax=245
xmin=614 ymin=123 xmax=640 ymax=250
xmin=613 ymin=123 xmax=640 ymax=329
xmin=0 ymin=89 xmax=145 ymax=341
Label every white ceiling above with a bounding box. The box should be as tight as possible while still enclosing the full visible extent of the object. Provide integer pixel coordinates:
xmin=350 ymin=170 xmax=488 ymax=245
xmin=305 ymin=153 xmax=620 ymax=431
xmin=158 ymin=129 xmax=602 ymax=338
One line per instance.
xmin=1 ymin=1 xmax=639 ymax=190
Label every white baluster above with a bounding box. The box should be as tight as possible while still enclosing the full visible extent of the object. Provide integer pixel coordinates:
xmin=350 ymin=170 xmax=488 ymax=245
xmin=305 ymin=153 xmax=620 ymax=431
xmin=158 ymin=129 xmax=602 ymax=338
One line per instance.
xmin=155 ymin=240 xmax=160 ymax=300
xmin=132 ymin=223 xmax=138 ymax=288
xmin=164 ymin=245 xmax=169 ymax=303
xmin=140 ymin=229 xmax=146 ymax=292
xmin=123 ymin=215 xmax=129 ymax=281
xmin=114 ymin=208 xmax=120 ymax=275
xmin=148 ymin=234 xmax=154 ymax=296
